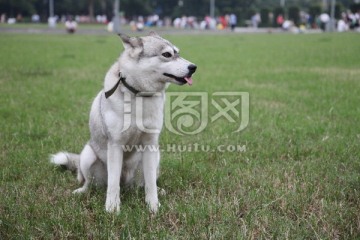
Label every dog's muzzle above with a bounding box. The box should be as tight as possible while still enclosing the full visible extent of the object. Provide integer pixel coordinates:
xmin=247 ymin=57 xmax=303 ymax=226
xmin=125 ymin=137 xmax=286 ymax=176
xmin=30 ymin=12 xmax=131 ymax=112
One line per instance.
xmin=164 ymin=64 xmax=197 ymax=85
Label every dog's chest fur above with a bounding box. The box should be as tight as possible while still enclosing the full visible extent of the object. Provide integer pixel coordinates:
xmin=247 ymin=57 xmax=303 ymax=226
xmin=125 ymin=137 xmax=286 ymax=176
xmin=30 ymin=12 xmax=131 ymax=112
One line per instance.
xmin=103 ymin=89 xmax=164 ymax=144
xmin=100 ymin=62 xmax=164 ymax=141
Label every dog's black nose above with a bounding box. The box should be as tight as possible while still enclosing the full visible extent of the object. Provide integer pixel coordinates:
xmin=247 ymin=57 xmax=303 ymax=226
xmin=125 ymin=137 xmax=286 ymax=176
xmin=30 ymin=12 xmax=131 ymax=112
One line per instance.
xmin=188 ymin=64 xmax=197 ymax=74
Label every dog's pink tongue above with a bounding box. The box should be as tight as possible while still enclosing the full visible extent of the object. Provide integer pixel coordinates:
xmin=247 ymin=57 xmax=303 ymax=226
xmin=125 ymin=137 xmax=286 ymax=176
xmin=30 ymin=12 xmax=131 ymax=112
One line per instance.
xmin=184 ymin=77 xmax=193 ymax=85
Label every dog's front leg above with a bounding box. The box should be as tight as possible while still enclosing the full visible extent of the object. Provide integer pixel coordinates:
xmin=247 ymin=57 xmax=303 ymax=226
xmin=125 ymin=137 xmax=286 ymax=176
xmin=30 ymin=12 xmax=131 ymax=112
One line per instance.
xmin=142 ymin=148 xmax=160 ymax=213
xmin=105 ymin=142 xmax=123 ymax=213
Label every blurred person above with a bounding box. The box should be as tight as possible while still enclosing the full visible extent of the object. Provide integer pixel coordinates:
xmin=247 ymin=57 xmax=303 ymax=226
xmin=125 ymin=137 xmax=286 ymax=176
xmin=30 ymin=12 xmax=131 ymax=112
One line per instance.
xmin=348 ymin=11 xmax=360 ymax=29
xmin=200 ymin=19 xmax=207 ymax=29
xmin=219 ymin=15 xmax=227 ymax=29
xmin=209 ymin=17 xmax=216 ymax=29
xmin=337 ymin=19 xmax=348 ymax=32
xmin=136 ymin=21 xmax=144 ymax=31
xmin=153 ymin=14 xmax=159 ymax=26
xmin=65 ymin=17 xmax=77 ymax=33
xmin=1 ymin=13 xmax=6 ymax=23
xmin=282 ymin=20 xmax=292 ymax=31
xmin=187 ymin=16 xmax=197 ymax=29
xmin=135 ymin=16 xmax=144 ymax=31
xmin=164 ymin=17 xmax=172 ymax=27
xmin=173 ymin=17 xmax=181 ymax=28
xmin=204 ymin=15 xmax=211 ymax=29
xmin=319 ymin=13 xmax=330 ymax=31
xmin=251 ymin=13 xmax=261 ymax=28
xmin=276 ymin=14 xmax=284 ymax=28
xmin=16 ymin=14 xmax=23 ymax=22
xmin=181 ymin=15 xmax=187 ymax=28
xmin=299 ymin=24 xmax=306 ymax=33
xmin=7 ymin=18 xmax=16 ymax=24
xmin=48 ymin=16 xmax=57 ymax=28
xmin=229 ymin=13 xmax=237 ymax=31
xmin=225 ymin=14 xmax=230 ymax=28
xmin=31 ymin=14 xmax=40 ymax=23
xmin=107 ymin=21 xmax=114 ymax=32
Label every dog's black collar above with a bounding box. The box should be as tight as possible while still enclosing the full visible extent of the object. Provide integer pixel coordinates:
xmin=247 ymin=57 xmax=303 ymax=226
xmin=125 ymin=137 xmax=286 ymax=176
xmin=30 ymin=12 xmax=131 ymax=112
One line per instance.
xmin=105 ymin=72 xmax=155 ymax=98
xmin=119 ymin=73 xmax=140 ymax=95
xmin=105 ymin=72 xmax=126 ymax=98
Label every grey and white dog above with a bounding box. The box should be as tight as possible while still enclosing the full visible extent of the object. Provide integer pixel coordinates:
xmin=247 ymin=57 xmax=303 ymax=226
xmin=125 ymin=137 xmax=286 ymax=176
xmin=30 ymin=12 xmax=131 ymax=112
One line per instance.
xmin=50 ymin=32 xmax=197 ymax=213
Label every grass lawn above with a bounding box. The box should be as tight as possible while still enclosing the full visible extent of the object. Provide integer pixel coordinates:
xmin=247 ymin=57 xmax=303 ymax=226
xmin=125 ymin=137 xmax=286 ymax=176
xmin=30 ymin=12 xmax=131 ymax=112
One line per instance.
xmin=0 ymin=32 xmax=359 ymax=239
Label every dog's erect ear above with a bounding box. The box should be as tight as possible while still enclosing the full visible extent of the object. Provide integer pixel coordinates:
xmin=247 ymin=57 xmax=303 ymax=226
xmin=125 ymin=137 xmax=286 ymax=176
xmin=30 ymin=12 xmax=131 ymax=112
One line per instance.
xmin=148 ymin=31 xmax=160 ymax=37
xmin=118 ymin=33 xmax=143 ymax=49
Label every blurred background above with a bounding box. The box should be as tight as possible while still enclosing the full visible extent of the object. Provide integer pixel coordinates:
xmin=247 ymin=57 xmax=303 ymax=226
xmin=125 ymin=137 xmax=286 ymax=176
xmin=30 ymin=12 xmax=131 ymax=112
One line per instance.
xmin=1 ymin=0 xmax=360 ymax=33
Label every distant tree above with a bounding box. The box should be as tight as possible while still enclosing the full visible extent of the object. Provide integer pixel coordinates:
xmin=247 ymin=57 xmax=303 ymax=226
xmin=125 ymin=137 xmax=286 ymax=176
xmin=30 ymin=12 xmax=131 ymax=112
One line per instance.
xmin=260 ymin=8 xmax=270 ymax=27
xmin=288 ymin=6 xmax=300 ymax=25
xmin=0 ymin=0 xmax=37 ymax=17
xmin=121 ymin=0 xmax=152 ymax=18
xmin=309 ymin=5 xmax=321 ymax=20
xmin=179 ymin=0 xmax=209 ymax=17
xmin=350 ymin=3 xmax=360 ymax=13
xmin=335 ymin=3 xmax=343 ymax=19
xmin=88 ymin=0 xmax=110 ymax=22
xmin=155 ymin=0 xmax=178 ymax=18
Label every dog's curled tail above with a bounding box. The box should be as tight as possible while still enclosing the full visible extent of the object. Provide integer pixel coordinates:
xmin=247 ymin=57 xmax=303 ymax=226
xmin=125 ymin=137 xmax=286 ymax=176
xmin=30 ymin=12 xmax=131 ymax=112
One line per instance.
xmin=50 ymin=152 xmax=80 ymax=172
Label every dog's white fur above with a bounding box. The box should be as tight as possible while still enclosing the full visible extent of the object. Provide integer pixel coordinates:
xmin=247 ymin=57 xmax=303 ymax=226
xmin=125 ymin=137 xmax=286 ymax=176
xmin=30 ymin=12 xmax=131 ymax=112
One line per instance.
xmin=50 ymin=32 xmax=196 ymax=213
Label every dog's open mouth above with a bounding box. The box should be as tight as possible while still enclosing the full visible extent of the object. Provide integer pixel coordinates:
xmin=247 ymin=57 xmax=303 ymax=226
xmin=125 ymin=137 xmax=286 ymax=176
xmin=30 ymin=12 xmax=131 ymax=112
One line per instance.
xmin=163 ymin=73 xmax=193 ymax=85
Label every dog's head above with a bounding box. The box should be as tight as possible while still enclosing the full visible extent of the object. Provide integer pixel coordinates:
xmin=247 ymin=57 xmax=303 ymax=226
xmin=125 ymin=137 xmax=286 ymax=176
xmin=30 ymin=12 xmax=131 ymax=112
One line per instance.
xmin=118 ymin=32 xmax=197 ymax=87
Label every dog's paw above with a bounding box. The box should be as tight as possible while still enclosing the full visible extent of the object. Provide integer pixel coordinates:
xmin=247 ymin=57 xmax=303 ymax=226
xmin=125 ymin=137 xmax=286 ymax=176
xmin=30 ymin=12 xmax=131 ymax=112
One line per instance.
xmin=72 ymin=187 xmax=87 ymax=194
xmin=147 ymin=200 xmax=160 ymax=214
xmin=105 ymin=196 xmax=120 ymax=213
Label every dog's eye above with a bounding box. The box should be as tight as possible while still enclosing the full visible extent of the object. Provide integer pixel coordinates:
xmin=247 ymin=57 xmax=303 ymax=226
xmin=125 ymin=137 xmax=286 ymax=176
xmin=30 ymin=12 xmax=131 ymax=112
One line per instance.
xmin=162 ymin=52 xmax=172 ymax=58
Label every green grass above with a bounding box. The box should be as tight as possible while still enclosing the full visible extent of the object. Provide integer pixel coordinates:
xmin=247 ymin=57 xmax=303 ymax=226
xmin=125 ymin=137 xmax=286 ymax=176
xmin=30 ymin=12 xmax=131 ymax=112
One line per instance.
xmin=1 ymin=32 xmax=360 ymax=239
